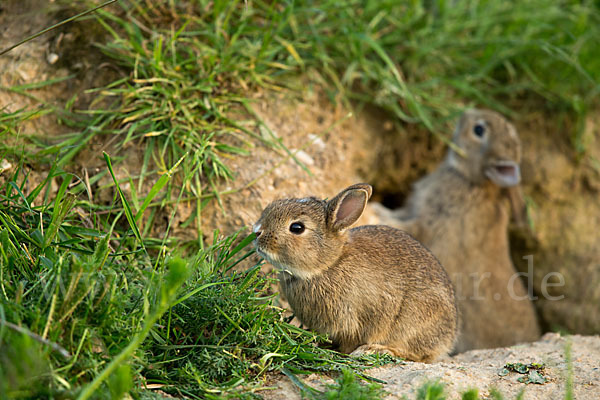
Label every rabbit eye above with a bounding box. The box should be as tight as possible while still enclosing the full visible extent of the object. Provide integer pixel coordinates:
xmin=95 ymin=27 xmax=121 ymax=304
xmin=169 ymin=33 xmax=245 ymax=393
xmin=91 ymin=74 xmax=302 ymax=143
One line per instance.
xmin=473 ymin=123 xmax=486 ymax=138
xmin=289 ymin=222 xmax=305 ymax=234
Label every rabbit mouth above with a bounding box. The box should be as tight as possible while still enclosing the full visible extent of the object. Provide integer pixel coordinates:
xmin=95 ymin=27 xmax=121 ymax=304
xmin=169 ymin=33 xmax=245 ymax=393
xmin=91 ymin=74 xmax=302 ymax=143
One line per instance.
xmin=485 ymin=160 xmax=520 ymax=187
xmin=255 ymin=246 xmax=271 ymax=262
xmin=255 ymin=246 xmax=282 ymax=268
xmin=254 ymin=247 xmax=314 ymax=280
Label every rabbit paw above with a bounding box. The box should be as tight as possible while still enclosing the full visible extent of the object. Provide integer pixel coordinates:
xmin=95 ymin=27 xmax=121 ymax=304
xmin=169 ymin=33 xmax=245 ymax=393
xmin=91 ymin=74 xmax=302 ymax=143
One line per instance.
xmin=350 ymin=344 xmax=396 ymax=357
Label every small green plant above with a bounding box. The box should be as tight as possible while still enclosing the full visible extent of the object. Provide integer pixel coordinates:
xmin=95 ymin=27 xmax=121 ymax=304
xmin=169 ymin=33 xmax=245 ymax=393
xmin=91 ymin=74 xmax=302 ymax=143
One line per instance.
xmin=489 ymin=388 xmax=505 ymax=400
xmin=499 ymin=362 xmax=548 ymax=384
xmin=318 ymin=368 xmax=385 ymax=400
xmin=416 ymin=380 xmax=446 ymax=400
xmin=461 ymin=389 xmax=479 ymax=400
xmin=564 ymin=338 xmax=574 ymax=400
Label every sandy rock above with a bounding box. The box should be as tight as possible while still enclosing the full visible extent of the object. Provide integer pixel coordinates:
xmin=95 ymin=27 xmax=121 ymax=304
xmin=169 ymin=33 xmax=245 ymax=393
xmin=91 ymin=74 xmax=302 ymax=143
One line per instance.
xmin=264 ymin=333 xmax=600 ymax=400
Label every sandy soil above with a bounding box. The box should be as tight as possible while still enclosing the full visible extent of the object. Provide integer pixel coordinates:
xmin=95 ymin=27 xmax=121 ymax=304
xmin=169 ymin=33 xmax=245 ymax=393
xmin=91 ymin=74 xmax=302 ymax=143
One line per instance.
xmin=263 ymin=333 xmax=600 ymax=399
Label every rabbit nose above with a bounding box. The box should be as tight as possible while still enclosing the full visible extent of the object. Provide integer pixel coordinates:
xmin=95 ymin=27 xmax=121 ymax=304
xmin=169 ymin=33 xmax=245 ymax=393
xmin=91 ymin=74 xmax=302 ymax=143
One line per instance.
xmin=253 ymin=223 xmax=262 ymax=237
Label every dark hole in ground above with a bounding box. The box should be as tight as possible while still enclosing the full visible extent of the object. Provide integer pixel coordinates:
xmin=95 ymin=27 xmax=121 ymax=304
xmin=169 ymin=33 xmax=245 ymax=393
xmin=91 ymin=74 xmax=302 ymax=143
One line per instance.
xmin=373 ymin=190 xmax=407 ymax=210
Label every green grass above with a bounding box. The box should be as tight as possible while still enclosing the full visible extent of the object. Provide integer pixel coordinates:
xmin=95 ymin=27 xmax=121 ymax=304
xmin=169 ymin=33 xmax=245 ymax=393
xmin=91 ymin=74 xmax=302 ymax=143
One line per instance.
xmin=0 ymin=158 xmax=395 ymax=398
xmin=564 ymin=338 xmax=574 ymax=400
xmin=0 ymin=106 xmax=52 ymax=162
xmin=416 ymin=380 xmax=446 ymax=400
xmin=0 ymin=0 xmax=599 ymax=398
xmin=316 ymin=368 xmax=385 ymax=400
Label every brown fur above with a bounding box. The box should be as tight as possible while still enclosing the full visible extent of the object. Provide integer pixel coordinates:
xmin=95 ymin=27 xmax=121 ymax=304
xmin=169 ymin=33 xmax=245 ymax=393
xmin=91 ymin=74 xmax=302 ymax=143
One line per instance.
xmin=375 ymin=109 xmax=540 ymax=352
xmin=253 ymin=184 xmax=457 ymax=362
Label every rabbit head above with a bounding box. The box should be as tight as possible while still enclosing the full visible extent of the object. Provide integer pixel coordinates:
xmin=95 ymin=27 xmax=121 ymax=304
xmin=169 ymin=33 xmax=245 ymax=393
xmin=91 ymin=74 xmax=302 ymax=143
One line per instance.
xmin=253 ymin=184 xmax=372 ymax=279
xmin=447 ymin=109 xmax=522 ymax=187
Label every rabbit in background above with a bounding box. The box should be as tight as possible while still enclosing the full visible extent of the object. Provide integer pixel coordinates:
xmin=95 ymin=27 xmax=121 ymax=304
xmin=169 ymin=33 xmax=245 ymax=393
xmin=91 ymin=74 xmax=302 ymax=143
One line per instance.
xmin=373 ymin=109 xmax=540 ymax=353
xmin=253 ymin=183 xmax=457 ymax=362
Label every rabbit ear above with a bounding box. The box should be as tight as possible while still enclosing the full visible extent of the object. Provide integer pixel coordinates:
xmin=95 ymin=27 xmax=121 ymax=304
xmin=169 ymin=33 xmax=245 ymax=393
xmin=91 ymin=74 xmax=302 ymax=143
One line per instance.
xmin=327 ymin=184 xmax=372 ymax=232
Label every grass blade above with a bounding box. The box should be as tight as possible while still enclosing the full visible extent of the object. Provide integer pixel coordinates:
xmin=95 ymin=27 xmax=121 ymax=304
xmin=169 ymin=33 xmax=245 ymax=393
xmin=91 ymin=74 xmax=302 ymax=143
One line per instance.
xmin=43 ymin=175 xmax=75 ymax=249
xmin=134 ymin=153 xmax=187 ymax=222
xmin=103 ymin=152 xmax=143 ymax=246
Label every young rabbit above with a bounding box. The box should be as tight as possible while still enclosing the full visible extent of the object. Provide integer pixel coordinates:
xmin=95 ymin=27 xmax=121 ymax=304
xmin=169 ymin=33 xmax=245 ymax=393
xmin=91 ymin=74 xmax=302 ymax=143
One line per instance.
xmin=374 ymin=109 xmax=540 ymax=353
xmin=253 ymin=183 xmax=457 ymax=362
